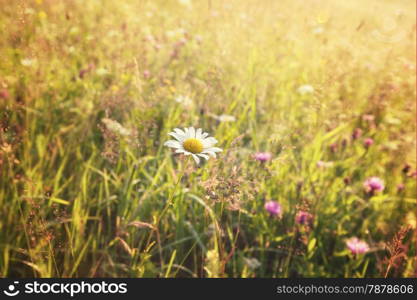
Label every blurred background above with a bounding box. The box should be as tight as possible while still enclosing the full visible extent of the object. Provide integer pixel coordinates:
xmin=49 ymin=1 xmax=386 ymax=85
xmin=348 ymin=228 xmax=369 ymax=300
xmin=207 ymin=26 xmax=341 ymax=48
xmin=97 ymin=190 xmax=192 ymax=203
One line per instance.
xmin=0 ymin=0 xmax=415 ymax=278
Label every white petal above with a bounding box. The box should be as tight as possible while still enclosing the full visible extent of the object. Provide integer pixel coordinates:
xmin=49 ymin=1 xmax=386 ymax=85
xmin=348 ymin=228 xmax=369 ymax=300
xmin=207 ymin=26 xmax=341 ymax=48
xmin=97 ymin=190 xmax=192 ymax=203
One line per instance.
xmin=189 ymin=127 xmax=196 ymax=138
xmin=198 ymin=153 xmax=209 ymax=160
xmin=207 ymin=137 xmax=218 ymax=144
xmin=205 ymin=147 xmax=222 ymax=153
xmin=173 ymin=128 xmax=185 ymax=136
xmin=196 ymin=128 xmax=203 ymax=139
xmin=201 ymin=132 xmax=209 ymax=138
xmin=183 ymin=127 xmax=191 ymax=138
xmin=175 ymin=148 xmax=186 ymax=154
xmin=164 ymin=140 xmax=181 ymax=148
xmin=168 ymin=132 xmax=185 ymax=142
xmin=191 ymin=154 xmax=200 ymax=164
xmin=202 ymin=137 xmax=217 ymax=148
xmin=173 ymin=128 xmax=187 ymax=140
xmin=202 ymin=140 xmax=212 ymax=148
xmin=202 ymin=150 xmax=216 ymax=158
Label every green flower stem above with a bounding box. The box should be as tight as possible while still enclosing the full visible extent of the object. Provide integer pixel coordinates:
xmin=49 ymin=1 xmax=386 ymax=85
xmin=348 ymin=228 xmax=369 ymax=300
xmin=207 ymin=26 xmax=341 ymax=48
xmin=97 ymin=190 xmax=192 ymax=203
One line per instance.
xmin=149 ymin=156 xmax=190 ymax=271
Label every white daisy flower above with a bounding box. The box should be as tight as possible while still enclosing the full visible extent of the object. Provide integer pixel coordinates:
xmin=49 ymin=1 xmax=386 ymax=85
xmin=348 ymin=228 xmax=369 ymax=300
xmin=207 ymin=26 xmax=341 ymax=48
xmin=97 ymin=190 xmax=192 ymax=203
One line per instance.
xmin=101 ymin=118 xmax=131 ymax=137
xmin=297 ymin=84 xmax=315 ymax=95
xmin=178 ymin=0 xmax=192 ymax=8
xmin=174 ymin=95 xmax=193 ymax=107
xmin=211 ymin=114 xmax=236 ymax=123
xmin=164 ymin=127 xmax=222 ymax=164
xmin=21 ymin=58 xmax=36 ymax=67
xmin=312 ymin=26 xmax=324 ymax=35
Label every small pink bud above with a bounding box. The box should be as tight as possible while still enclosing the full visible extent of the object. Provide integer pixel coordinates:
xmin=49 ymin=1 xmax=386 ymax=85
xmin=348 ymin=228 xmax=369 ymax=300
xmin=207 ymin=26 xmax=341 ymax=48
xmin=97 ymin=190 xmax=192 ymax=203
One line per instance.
xmin=352 ymin=128 xmax=363 ymax=140
xmin=0 ymin=89 xmax=10 ymax=99
xmin=364 ymin=138 xmax=374 ymax=148
xmin=295 ymin=211 xmax=313 ymax=225
xmin=143 ymin=70 xmax=151 ymax=79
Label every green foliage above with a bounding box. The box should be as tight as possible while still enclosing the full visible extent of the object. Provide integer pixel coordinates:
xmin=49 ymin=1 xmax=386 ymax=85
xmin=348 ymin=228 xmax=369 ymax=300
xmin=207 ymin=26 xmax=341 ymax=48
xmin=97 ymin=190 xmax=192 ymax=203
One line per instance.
xmin=0 ymin=0 xmax=415 ymax=277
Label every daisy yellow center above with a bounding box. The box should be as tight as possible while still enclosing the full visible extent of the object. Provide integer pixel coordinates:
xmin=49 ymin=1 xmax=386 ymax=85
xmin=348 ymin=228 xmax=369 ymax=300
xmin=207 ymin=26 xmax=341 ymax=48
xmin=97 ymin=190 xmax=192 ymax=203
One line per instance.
xmin=183 ymin=138 xmax=203 ymax=154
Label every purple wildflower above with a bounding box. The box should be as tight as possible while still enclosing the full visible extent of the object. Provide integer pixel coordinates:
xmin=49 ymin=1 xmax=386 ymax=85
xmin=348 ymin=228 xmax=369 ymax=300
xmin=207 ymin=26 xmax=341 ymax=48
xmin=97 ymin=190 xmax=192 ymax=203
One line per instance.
xmin=254 ymin=152 xmax=272 ymax=162
xmin=316 ymin=161 xmax=326 ymax=168
xmin=329 ymin=143 xmax=338 ymax=153
xmin=346 ymin=237 xmax=370 ymax=255
xmin=0 ymin=89 xmax=9 ymax=99
xmin=363 ymin=138 xmax=374 ymax=148
xmin=295 ymin=211 xmax=313 ymax=225
xmin=362 ymin=114 xmax=375 ymax=122
xmin=352 ymin=128 xmax=363 ymax=140
xmin=143 ymin=70 xmax=151 ymax=79
xmin=264 ymin=201 xmax=282 ymax=217
xmin=363 ymin=177 xmax=385 ymax=193
xmin=397 ymin=183 xmax=405 ymax=191
xmin=317 ymin=161 xmax=333 ymax=169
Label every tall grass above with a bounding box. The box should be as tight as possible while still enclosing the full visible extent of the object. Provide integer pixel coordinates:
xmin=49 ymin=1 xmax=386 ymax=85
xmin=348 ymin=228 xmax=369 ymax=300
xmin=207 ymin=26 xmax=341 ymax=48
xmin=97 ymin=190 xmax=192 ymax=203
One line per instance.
xmin=0 ymin=0 xmax=415 ymax=277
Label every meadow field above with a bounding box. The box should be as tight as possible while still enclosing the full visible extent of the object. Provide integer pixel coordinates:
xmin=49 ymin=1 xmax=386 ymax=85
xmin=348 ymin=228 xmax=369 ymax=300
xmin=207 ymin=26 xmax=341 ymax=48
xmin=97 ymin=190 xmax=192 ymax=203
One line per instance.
xmin=0 ymin=0 xmax=416 ymax=278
